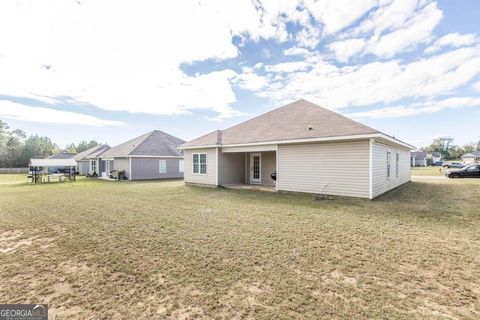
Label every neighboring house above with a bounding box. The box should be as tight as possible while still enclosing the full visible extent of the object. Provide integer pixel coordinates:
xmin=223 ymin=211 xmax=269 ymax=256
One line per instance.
xmin=462 ymin=151 xmax=480 ymax=164
xmin=178 ymin=99 xmax=414 ymax=199
xmin=427 ymin=151 xmax=442 ymax=165
xmin=73 ymin=145 xmax=110 ymax=176
xmin=48 ymin=150 xmax=77 ymax=159
xmin=410 ymin=151 xmax=427 ymax=167
xmin=100 ymin=130 xmax=185 ymax=180
xmin=86 ymin=146 xmax=112 ymax=177
xmin=46 ymin=150 xmax=77 ymax=173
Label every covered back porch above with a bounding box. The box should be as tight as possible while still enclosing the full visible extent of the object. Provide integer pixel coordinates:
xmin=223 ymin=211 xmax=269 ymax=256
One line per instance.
xmin=218 ymin=145 xmax=277 ymax=190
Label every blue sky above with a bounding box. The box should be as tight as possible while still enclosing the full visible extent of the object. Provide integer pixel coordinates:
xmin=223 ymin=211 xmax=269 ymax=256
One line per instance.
xmin=0 ymin=0 xmax=479 ymax=148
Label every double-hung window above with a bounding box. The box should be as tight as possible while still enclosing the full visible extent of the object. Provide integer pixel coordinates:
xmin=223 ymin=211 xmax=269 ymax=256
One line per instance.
xmin=91 ymin=160 xmax=97 ymax=173
xmin=193 ymin=153 xmax=207 ymax=174
xmin=159 ymin=160 xmax=166 ymax=174
xmin=387 ymin=150 xmax=391 ymax=179
xmin=395 ymin=152 xmax=399 ymax=178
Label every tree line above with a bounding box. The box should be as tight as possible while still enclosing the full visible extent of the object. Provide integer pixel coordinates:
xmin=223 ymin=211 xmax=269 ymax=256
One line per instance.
xmin=2 ymin=119 xmax=478 ymax=167
xmin=420 ymin=137 xmax=480 ymax=160
xmin=0 ymin=120 xmax=100 ymax=168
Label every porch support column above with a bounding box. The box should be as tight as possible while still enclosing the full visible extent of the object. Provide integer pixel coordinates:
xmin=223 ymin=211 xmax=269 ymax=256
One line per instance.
xmin=275 ymin=145 xmax=279 ymax=191
xmin=244 ymin=153 xmax=248 ymax=184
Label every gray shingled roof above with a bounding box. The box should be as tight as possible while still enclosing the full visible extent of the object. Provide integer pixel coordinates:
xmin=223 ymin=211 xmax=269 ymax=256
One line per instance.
xmin=74 ymin=144 xmax=110 ymax=161
xmin=181 ymin=99 xmax=379 ymax=147
xmin=411 ymin=151 xmax=427 ymax=158
xmin=48 ymin=150 xmax=77 ymax=159
xmin=462 ymin=151 xmax=480 ymax=158
xmin=101 ymin=130 xmax=185 ymax=157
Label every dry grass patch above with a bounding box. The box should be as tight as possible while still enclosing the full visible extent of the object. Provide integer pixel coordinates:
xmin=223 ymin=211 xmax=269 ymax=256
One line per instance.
xmin=0 ymin=174 xmax=479 ymax=319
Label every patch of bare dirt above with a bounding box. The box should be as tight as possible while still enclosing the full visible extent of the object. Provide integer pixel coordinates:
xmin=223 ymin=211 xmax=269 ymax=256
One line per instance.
xmin=0 ymin=230 xmax=56 ymax=254
xmin=0 ymin=230 xmax=32 ymax=253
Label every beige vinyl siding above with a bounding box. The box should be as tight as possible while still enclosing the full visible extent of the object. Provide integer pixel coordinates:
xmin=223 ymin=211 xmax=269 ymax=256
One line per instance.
xmin=78 ymin=161 xmax=89 ymax=175
xmin=245 ymin=151 xmax=276 ymax=186
xmin=277 ymin=140 xmax=370 ymax=198
xmin=261 ymin=152 xmax=276 ymax=186
xmin=218 ymin=152 xmax=245 ymax=185
xmin=114 ymin=157 xmax=130 ymax=179
xmin=372 ymin=141 xmax=410 ymax=198
xmin=184 ymin=148 xmax=217 ymax=185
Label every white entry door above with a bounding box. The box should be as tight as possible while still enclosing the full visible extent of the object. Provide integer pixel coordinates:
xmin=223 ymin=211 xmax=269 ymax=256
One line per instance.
xmin=104 ymin=160 xmax=110 ymax=177
xmin=250 ymin=153 xmax=261 ymax=184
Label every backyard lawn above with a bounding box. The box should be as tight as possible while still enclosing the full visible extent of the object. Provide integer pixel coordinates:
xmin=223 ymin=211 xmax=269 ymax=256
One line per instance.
xmin=0 ymin=174 xmax=479 ymax=319
xmin=411 ymin=166 xmax=447 ymax=176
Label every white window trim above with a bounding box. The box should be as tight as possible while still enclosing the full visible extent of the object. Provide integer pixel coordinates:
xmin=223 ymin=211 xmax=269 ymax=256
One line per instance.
xmin=159 ymin=159 xmax=167 ymax=174
xmin=395 ymin=152 xmax=399 ymax=178
xmin=387 ymin=150 xmax=391 ymax=180
xmin=179 ymin=159 xmax=184 ymax=173
xmin=192 ymin=153 xmax=207 ymax=175
xmin=90 ymin=159 xmax=97 ymax=173
xmin=250 ymin=153 xmax=262 ymax=184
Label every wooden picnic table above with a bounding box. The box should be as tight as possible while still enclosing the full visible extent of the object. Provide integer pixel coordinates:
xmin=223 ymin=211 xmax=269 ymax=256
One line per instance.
xmin=47 ymin=173 xmax=66 ymax=183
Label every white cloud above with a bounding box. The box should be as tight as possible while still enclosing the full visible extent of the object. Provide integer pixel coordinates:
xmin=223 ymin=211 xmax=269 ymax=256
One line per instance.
xmin=295 ymin=26 xmax=322 ymax=49
xmin=304 ymin=0 xmax=379 ymax=35
xmin=424 ymin=32 xmax=477 ymax=54
xmin=330 ymin=1 xmax=443 ymax=60
xmin=0 ymin=101 xmax=126 ymax=127
xmin=346 ymin=97 xmax=480 ymax=119
xmin=365 ymin=2 xmax=443 ymax=57
xmin=264 ymin=61 xmax=309 ymax=73
xmin=0 ymin=0 xmax=477 ymax=125
xmin=472 ymin=81 xmax=480 ymax=92
xmin=284 ymin=47 xmax=312 ymax=56
xmin=351 ymin=0 xmax=420 ymax=37
xmin=232 ymin=72 xmax=268 ymax=91
xmin=0 ymin=0 xmax=309 ymax=120
xmin=328 ymin=39 xmax=366 ymax=63
xmin=254 ymin=46 xmax=480 ymax=109
xmin=253 ymin=63 xmax=264 ymax=70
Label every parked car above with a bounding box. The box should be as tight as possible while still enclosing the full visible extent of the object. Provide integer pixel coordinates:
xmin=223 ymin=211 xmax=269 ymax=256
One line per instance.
xmin=443 ymin=162 xmax=465 ymax=169
xmin=445 ymin=164 xmax=480 ymax=179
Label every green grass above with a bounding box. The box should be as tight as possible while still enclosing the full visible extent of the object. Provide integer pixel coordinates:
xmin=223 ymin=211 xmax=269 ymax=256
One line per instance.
xmin=411 ymin=166 xmax=446 ymax=176
xmin=1 ymin=174 xmax=479 ymax=319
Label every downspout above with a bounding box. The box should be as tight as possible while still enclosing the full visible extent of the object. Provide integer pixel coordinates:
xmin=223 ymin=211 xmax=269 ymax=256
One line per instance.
xmin=369 ymin=138 xmax=373 ymax=200
xmin=129 ymin=157 xmax=132 ymax=181
xmin=215 ymin=147 xmax=219 ymax=186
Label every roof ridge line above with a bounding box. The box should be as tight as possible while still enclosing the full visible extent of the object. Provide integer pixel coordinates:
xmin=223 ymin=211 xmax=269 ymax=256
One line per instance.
xmin=128 ymin=131 xmax=155 ymax=155
xmin=217 ymin=99 xmax=303 ymax=136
